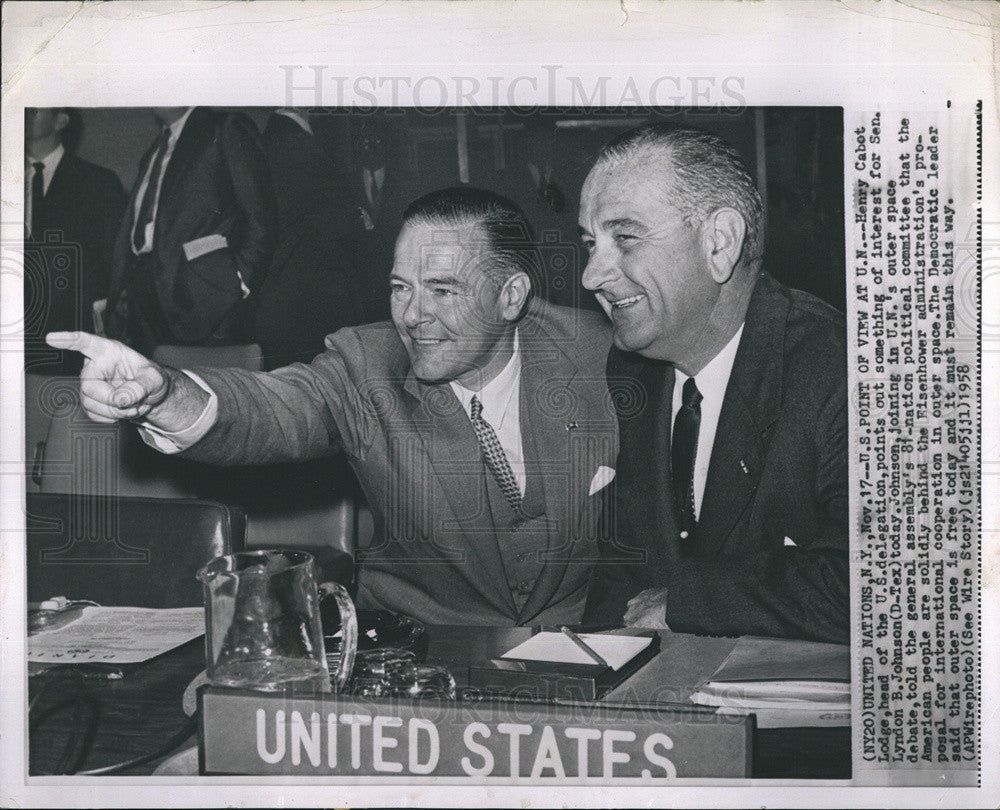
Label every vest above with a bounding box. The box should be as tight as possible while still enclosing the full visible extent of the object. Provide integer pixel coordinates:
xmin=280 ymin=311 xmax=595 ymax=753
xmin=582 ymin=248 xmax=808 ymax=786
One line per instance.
xmin=481 ymin=412 xmax=551 ymax=620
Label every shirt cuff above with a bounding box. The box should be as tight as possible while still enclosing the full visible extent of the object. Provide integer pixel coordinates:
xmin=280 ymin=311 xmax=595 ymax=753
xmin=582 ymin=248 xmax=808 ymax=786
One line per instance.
xmin=137 ymin=370 xmax=218 ymax=454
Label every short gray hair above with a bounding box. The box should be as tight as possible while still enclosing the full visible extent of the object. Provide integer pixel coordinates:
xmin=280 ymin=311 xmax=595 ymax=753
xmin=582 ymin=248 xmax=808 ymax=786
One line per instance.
xmin=597 ymin=123 xmax=766 ymax=265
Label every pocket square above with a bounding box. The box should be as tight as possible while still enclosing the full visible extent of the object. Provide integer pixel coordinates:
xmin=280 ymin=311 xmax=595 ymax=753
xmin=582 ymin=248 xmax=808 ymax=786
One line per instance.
xmin=588 ymin=465 xmax=615 ymax=496
xmin=783 ymin=536 xmax=797 ymax=547
xmin=183 ymin=233 xmax=229 ymax=261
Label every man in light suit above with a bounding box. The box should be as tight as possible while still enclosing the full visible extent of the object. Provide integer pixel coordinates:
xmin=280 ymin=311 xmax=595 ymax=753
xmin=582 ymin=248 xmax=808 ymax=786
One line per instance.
xmin=579 ymin=124 xmax=849 ymax=643
xmin=106 ymin=107 xmax=277 ymax=354
xmin=50 ymin=187 xmax=617 ymax=626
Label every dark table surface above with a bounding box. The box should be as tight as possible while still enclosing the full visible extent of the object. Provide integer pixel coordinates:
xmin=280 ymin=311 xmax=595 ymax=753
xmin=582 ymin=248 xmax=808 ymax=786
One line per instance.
xmin=27 ymin=623 xmax=850 ymax=778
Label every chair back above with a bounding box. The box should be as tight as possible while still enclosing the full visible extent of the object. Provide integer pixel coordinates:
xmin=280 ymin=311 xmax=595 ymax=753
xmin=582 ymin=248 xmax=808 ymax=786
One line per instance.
xmin=25 ymin=365 xmax=360 ymax=587
xmin=24 ymin=373 xmax=58 ymax=493
xmin=26 ymin=493 xmax=246 ymax=608
xmin=152 ymin=343 xmax=263 ymax=371
xmin=30 ymin=375 xmax=197 ymax=499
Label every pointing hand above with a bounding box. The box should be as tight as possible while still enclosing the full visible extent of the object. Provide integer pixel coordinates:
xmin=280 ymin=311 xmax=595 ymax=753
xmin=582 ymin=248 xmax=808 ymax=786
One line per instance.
xmin=45 ymin=332 xmax=173 ymax=425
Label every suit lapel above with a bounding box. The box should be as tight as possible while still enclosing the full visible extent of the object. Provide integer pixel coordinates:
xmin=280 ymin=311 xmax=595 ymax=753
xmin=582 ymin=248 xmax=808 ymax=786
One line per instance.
xmin=157 ymin=107 xmax=211 ymax=225
xmin=353 ymin=170 xmax=371 ymax=216
xmin=400 ymin=374 xmax=517 ymax=615
xmin=514 ymin=338 xmax=579 ymax=620
xmin=126 ymin=142 xmax=158 ymax=226
xmin=633 ymin=354 xmax=678 ymax=552
xmin=515 ymin=318 xmax=617 ymax=621
xmin=42 ymin=155 xmax=72 ymax=209
xmin=110 ymin=141 xmax=157 ymax=290
xmin=697 ymin=274 xmax=786 ymax=553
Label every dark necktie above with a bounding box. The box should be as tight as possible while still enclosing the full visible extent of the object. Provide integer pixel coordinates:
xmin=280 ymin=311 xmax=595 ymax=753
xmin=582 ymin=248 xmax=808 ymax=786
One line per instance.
xmin=30 ymin=162 xmax=45 ymax=239
xmin=132 ymin=128 xmax=171 ymax=252
xmin=470 ymin=395 xmax=521 ymax=513
xmin=671 ymin=376 xmax=702 ymax=543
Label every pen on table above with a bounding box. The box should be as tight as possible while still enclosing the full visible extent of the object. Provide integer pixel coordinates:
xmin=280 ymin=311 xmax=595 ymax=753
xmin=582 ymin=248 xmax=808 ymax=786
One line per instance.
xmin=560 ymin=625 xmax=609 ymax=667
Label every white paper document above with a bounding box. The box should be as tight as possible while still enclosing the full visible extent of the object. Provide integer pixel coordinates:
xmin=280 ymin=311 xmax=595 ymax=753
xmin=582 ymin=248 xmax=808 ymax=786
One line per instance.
xmin=501 ymin=632 xmax=653 ymax=671
xmin=28 ymin=606 xmax=205 ymax=665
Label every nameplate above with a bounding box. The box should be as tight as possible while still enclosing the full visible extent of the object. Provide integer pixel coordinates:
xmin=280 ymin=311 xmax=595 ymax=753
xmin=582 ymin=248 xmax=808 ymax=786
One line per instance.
xmin=198 ymin=687 xmax=752 ymax=779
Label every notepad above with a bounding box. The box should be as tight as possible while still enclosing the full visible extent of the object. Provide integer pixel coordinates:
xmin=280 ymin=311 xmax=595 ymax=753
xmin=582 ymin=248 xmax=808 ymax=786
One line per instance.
xmin=688 ymin=635 xmax=850 ymax=728
xmin=28 ymin=606 xmax=204 ymax=665
xmin=501 ymin=631 xmax=654 ymax=671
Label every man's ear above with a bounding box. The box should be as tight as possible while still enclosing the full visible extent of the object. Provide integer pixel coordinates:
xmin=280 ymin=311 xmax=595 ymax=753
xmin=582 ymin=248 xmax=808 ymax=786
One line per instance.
xmin=702 ymin=208 xmax=747 ymax=284
xmin=499 ymin=271 xmax=531 ymax=321
xmin=53 ymin=111 xmax=71 ymax=134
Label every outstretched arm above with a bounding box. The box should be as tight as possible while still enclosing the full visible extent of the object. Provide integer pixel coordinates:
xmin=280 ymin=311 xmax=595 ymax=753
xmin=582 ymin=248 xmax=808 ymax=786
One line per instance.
xmin=46 ymin=329 xmax=359 ymax=467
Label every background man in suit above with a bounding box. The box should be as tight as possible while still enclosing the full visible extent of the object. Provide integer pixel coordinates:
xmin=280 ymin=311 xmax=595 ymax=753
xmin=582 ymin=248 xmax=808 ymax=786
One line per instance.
xmin=106 ymin=106 xmax=277 ymax=354
xmin=24 ymin=108 xmax=126 ymax=373
xmin=579 ymin=124 xmax=849 ymax=643
xmin=251 ymin=108 xmax=366 ymax=369
xmin=49 ymin=187 xmax=617 ymax=627
xmin=350 ymin=116 xmax=412 ymax=323
xmin=490 ymin=116 xmax=593 ymax=313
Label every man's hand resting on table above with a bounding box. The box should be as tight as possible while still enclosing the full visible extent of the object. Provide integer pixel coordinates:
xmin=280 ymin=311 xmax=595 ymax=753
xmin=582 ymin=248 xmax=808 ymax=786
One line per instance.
xmin=623 ymin=587 xmax=671 ymax=629
xmin=45 ymin=332 xmax=209 ymax=433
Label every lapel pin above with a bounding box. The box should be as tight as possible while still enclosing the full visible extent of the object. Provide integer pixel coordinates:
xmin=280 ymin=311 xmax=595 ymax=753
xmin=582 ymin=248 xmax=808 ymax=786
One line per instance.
xmin=739 ymin=459 xmax=750 ymax=475
xmin=565 ymin=421 xmax=578 ymax=431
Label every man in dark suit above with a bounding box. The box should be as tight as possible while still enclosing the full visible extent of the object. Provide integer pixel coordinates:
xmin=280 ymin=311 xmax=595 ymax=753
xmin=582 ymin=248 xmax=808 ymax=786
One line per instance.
xmin=578 ymin=124 xmax=849 ymax=643
xmin=490 ymin=116 xmax=590 ymax=312
xmin=106 ymin=107 xmax=277 ymax=354
xmin=49 ymin=187 xmax=617 ymax=626
xmin=349 ymin=116 xmax=412 ymax=323
xmin=251 ymin=108 xmax=366 ymax=369
xmin=24 ymin=108 xmax=126 ymax=373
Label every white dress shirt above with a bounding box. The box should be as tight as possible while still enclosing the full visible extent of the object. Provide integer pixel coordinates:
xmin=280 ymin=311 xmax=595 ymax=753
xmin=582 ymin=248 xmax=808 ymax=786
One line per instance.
xmin=671 ymin=323 xmax=744 ymax=520
xmin=131 ymin=107 xmax=195 ymax=255
xmin=448 ymin=331 xmax=525 ymax=496
xmin=25 ymin=143 xmax=64 ymax=237
xmin=363 ymin=166 xmax=385 ymax=208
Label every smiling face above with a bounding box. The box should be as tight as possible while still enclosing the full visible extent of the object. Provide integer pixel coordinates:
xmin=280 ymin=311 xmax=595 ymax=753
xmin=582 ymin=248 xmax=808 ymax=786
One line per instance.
xmin=578 ymin=152 xmax=722 ymax=367
xmin=390 ymin=217 xmax=522 ymax=388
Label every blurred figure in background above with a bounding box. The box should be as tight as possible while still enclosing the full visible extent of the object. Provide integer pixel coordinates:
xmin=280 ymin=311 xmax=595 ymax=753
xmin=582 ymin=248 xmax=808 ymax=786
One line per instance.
xmin=250 ymin=108 xmax=366 ymax=369
xmin=350 ymin=115 xmax=412 ymax=322
xmin=105 ymin=107 xmax=276 ymax=355
xmin=487 ymin=115 xmax=598 ymax=312
xmin=24 ymin=108 xmax=126 ymax=373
